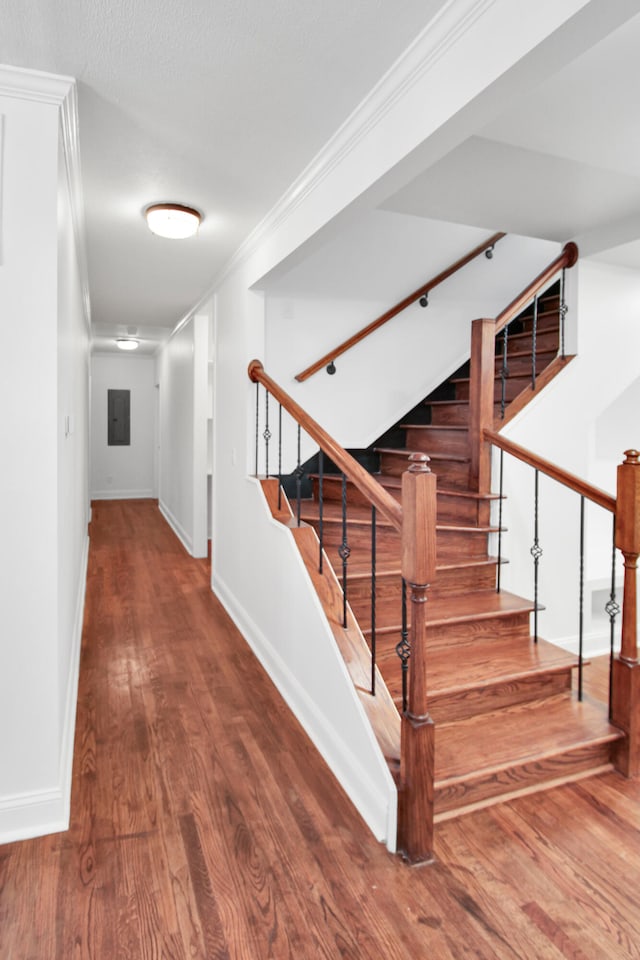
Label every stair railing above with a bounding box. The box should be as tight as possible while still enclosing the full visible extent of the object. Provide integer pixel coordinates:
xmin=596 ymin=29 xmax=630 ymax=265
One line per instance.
xmin=249 ymin=359 xmax=437 ymax=862
xmin=294 ymin=231 xmax=506 ymax=383
xmin=469 ymin=241 xmax=579 ymax=496
xmin=486 ymin=429 xmax=640 ymax=778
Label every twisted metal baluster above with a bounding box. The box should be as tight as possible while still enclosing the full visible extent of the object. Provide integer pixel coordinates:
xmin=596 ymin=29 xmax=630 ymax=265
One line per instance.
xmin=277 ymin=403 xmax=282 ymax=510
xmin=396 ymin=578 xmax=410 ymax=714
xmin=531 ymin=294 xmax=538 ymax=390
xmin=371 ymin=505 xmax=377 ymax=696
xmin=263 ymin=391 xmax=271 ymax=478
xmin=530 ymin=469 xmax=542 ymax=642
xmin=500 ymin=327 xmax=509 ymax=419
xmin=578 ymin=496 xmax=585 ymax=701
xmin=295 ymin=424 xmax=302 ymax=526
xmin=497 ymin=448 xmax=504 ymax=593
xmin=560 ymin=268 xmax=568 ymax=359
xmin=338 ymin=473 xmax=350 ymax=628
xmin=605 ymin=516 xmax=620 ymax=719
xmin=318 ymin=450 xmax=324 ymax=574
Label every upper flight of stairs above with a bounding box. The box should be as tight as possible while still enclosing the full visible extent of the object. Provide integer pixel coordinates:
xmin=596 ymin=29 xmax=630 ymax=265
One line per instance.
xmin=292 ymin=283 xmax=623 ymax=822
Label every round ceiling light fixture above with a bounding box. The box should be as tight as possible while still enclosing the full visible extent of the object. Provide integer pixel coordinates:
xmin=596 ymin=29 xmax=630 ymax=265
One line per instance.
xmin=145 ymin=202 xmax=202 ymax=239
xmin=116 ymin=338 xmax=140 ymax=351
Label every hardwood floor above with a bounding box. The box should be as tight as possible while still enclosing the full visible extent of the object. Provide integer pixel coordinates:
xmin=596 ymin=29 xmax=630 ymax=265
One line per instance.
xmin=1 ymin=499 xmax=638 ymax=959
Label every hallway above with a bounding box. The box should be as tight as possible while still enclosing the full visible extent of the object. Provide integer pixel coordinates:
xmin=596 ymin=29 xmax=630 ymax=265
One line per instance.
xmin=0 ymin=499 xmax=639 ymax=959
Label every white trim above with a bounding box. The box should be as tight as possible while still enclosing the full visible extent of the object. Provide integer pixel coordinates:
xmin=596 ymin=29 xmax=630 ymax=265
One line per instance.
xmin=172 ymin=0 xmax=500 ymax=328
xmin=0 ymin=63 xmax=74 ymax=104
xmin=159 ymin=498 xmax=193 ymax=555
xmin=212 ymin=568 xmax=396 ymax=849
xmin=0 ymin=533 xmax=90 ymax=844
xmin=0 ymin=787 xmax=68 ymax=844
xmin=58 ymin=533 xmax=90 ymax=832
xmin=91 ymin=488 xmax=155 ymax=501
xmin=59 ymin=81 xmax=92 ymax=331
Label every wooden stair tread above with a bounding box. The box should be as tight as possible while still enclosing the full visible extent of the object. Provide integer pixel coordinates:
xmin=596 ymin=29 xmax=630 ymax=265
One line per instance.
xmin=375 ymin=476 xmax=501 ymax=501
xmin=299 ymin=500 xmax=499 ymax=534
xmin=363 ymin=589 xmax=538 ymax=633
xmin=343 ymin=555 xmax=501 ymax=582
xmin=434 ymin=694 xmax=622 ymax=784
xmin=374 ymin=446 xmax=470 ymax=463
xmin=425 ymin=636 xmax=579 ymax=697
xmin=398 ymin=423 xmax=468 ymax=432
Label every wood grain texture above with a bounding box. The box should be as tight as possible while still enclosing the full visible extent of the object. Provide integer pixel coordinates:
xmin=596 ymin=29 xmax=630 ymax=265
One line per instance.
xmin=0 ymin=501 xmax=638 ymax=959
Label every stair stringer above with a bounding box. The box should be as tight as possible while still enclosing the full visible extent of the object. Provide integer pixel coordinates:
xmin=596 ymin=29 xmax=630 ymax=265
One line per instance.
xmin=212 ymin=476 xmax=398 ymax=849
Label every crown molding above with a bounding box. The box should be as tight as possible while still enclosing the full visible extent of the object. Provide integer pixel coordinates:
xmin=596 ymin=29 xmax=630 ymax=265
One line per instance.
xmin=0 ymin=63 xmax=74 ymax=104
xmin=59 ymin=81 xmax=92 ymax=331
xmin=0 ymin=64 xmax=91 ymax=329
xmin=212 ymin=0 xmax=498 ymax=290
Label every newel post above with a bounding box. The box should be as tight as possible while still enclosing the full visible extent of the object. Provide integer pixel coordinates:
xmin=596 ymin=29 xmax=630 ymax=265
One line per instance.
xmin=469 ymin=318 xmax=496 ymax=501
xmin=398 ymin=453 xmax=437 ymax=863
xmin=612 ymin=449 xmax=640 ymax=777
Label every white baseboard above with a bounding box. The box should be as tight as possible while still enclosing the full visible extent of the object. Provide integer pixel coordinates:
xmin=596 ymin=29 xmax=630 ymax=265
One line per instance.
xmin=159 ymin=499 xmax=193 ymax=555
xmin=0 ymin=533 xmax=89 ymax=845
xmin=212 ymin=569 xmax=396 ymax=849
xmin=91 ymin=488 xmax=155 ymax=500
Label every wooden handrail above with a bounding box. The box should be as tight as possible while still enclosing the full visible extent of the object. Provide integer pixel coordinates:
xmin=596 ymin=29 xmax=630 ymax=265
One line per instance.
xmin=294 ymin=231 xmax=506 ymax=382
xmin=484 ymin=428 xmax=616 ymax=513
xmin=495 ymin=241 xmax=578 ymax=335
xmin=249 ymin=360 xmax=403 ymax=531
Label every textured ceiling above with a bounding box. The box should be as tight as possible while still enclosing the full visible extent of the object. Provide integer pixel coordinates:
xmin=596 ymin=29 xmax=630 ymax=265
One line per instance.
xmin=0 ymin=0 xmax=448 ymax=352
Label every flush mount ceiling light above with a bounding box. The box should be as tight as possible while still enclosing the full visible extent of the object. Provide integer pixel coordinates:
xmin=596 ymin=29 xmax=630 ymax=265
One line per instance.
xmin=116 ymin=338 xmax=140 ymax=351
xmin=145 ymin=202 xmax=202 ymax=239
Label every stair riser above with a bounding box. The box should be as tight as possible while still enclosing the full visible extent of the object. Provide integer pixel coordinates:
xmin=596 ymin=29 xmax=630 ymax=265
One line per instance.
xmin=402 ymin=427 xmax=469 ymax=458
xmin=319 ymin=524 xmax=490 ymax=560
xmin=372 ymin=611 xmax=533 ymax=650
xmin=493 ymin=354 xmax=556 ymax=377
xmin=379 ymin=453 xmax=470 ymax=488
xmin=454 ymin=378 xmax=531 ymax=402
xmin=434 ymin=740 xmax=616 ymax=816
xmin=381 ymin=669 xmax=574 ymax=724
xmin=347 ymin=564 xmax=497 ymax=611
xmin=499 ymin=329 xmax=559 ymax=354
xmin=437 ymin=495 xmax=490 ymax=525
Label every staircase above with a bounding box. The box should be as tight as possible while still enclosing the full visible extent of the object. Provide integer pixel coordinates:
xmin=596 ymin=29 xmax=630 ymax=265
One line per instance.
xmin=296 ymin=283 xmax=623 ymax=823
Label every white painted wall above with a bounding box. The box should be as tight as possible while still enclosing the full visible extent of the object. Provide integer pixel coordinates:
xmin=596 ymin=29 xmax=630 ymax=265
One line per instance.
xmin=263 ymin=216 xmax=559 ymax=461
xmin=90 ymin=354 xmax=156 ymax=499
xmin=157 ymin=312 xmax=209 ymax=557
xmin=500 ymin=258 xmax=640 ymax=653
xmin=0 ymin=71 xmax=90 ymax=843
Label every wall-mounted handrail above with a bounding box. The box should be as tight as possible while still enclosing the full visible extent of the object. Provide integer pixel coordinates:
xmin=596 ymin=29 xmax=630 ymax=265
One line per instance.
xmin=249 ymin=360 xmax=402 ymax=531
xmin=294 ymin=231 xmax=506 ymax=383
xmin=495 ymin=242 xmax=578 ymax=335
xmin=484 ymin=429 xmax=616 ymax=513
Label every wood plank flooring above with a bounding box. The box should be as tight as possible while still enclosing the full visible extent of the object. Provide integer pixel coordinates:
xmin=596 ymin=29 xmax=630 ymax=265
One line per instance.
xmin=0 ymin=499 xmax=638 ymax=959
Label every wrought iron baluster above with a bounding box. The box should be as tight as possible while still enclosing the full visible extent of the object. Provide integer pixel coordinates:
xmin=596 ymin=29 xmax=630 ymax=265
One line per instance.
xmin=338 ymin=473 xmax=350 ymax=628
xmin=531 ymin=294 xmax=538 ymax=390
xmin=497 ymin=449 xmax=504 ymax=593
xmin=530 ymin=469 xmax=542 ymax=642
xmin=263 ymin=391 xmax=271 ymax=478
xmin=578 ymin=495 xmax=585 ymax=701
xmin=295 ymin=424 xmax=302 ymax=526
xmin=370 ymin=505 xmax=377 ymax=696
xmin=605 ymin=516 xmax=620 ymax=719
xmin=277 ymin=404 xmax=283 ymax=510
xmin=318 ymin=450 xmax=324 ymax=574
xmin=396 ymin=578 xmax=410 ymax=714
xmin=254 ymin=382 xmax=259 ymax=476
xmin=500 ymin=327 xmax=509 ymax=419
xmin=560 ymin=268 xmax=568 ymax=359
